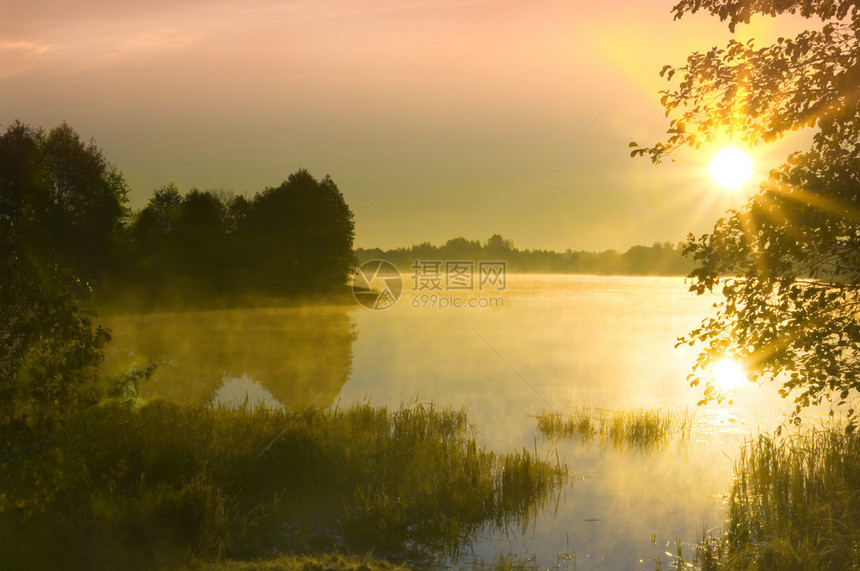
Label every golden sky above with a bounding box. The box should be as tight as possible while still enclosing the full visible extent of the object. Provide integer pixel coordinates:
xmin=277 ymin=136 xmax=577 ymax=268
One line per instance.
xmin=1 ymin=0 xmax=812 ymax=250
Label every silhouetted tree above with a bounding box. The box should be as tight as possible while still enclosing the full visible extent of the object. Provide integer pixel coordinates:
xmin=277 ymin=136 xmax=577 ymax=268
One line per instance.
xmin=223 ymin=193 xmax=252 ymax=235
xmin=238 ymin=170 xmax=354 ymax=293
xmin=440 ymin=237 xmax=482 ymax=261
xmin=171 ymin=189 xmax=228 ymax=285
xmin=0 ymin=122 xmax=128 ymax=280
xmin=634 ymin=0 xmax=860 ymax=422
xmin=0 ymin=122 xmax=121 ymax=444
xmin=146 ymin=182 xmax=182 ymax=232
xmin=127 ymin=173 xmax=354 ymax=297
xmin=355 ymin=237 xmax=691 ymax=275
xmin=485 ymin=234 xmax=514 ymax=252
xmin=0 ymin=123 xmax=40 ymax=232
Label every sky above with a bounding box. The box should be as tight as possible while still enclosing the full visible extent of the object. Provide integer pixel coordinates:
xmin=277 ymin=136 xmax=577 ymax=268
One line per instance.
xmin=2 ymin=0 xmax=814 ymax=251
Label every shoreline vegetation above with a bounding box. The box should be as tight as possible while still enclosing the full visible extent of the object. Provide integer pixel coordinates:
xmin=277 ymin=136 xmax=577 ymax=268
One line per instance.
xmin=0 ymin=401 xmax=568 ymax=570
xmin=5 ymin=400 xmax=856 ymax=569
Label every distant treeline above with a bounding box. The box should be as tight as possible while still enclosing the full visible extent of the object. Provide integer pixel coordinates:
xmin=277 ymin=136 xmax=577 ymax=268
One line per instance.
xmin=0 ymin=121 xmax=355 ymax=304
xmin=356 ymin=235 xmax=695 ymax=276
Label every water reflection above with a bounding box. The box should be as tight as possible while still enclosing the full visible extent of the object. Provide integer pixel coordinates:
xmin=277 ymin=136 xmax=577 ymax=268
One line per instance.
xmin=99 ymin=276 xmax=810 ymax=569
xmin=102 ymin=305 xmax=357 ymax=409
xmin=340 ymin=275 xmax=803 ymax=568
xmin=212 ymin=374 xmax=285 ymax=411
xmin=536 ymin=408 xmax=694 ymax=455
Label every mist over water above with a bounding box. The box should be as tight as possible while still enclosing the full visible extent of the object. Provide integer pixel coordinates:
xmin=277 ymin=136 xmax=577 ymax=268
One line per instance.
xmin=103 ymin=305 xmax=356 ymax=409
xmin=102 ymin=275 xmax=804 ymax=569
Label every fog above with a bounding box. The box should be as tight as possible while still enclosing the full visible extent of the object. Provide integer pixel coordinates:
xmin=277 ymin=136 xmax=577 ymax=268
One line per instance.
xmin=99 ymin=274 xmax=810 ymax=568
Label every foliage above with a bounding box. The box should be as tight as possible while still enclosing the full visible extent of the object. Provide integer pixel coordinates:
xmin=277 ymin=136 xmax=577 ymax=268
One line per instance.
xmin=631 ymin=1 xmax=860 ymax=160
xmin=183 ymin=550 xmax=580 ymax=571
xmin=0 ymin=150 xmax=109 ymax=450
xmin=0 ymin=121 xmax=129 ymax=279
xmin=0 ymin=401 xmax=567 ymax=570
xmin=0 ymin=210 xmax=110 ymax=450
xmin=239 ymin=171 xmax=355 ymax=293
xmin=128 ymin=170 xmax=356 ymax=298
xmin=632 ymin=1 xmax=860 ymax=420
xmin=1 ymin=121 xmax=357 ymax=303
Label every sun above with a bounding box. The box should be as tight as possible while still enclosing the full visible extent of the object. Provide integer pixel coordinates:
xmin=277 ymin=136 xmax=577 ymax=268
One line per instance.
xmin=712 ymin=359 xmax=746 ymax=392
xmin=708 ymin=147 xmax=753 ymax=191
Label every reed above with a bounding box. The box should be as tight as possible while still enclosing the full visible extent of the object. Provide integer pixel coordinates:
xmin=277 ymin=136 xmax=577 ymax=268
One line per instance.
xmin=657 ymin=424 xmax=860 ymax=570
xmin=708 ymin=425 xmax=860 ymax=569
xmin=0 ymin=400 xmax=567 ymax=570
xmin=181 ymin=553 xmax=411 ymax=570
xmin=535 ymin=407 xmax=693 ymax=454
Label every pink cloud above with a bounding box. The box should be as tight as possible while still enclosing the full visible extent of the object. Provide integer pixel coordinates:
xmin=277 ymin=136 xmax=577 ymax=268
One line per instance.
xmin=0 ymin=39 xmax=53 ymax=55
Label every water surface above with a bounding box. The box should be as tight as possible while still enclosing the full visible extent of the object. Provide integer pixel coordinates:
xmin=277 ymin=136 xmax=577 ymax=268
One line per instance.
xmin=103 ymin=275 xmax=803 ymax=569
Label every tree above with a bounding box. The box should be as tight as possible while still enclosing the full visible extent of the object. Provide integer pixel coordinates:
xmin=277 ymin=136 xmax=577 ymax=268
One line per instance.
xmin=0 ymin=190 xmax=109 ymax=451
xmin=129 ymin=183 xmax=182 ymax=284
xmin=0 ymin=251 xmax=109 ymax=447
xmin=237 ymin=170 xmax=354 ymax=293
xmin=440 ymin=237 xmax=482 ymax=260
xmin=171 ymin=189 xmax=228 ymax=284
xmin=0 ymin=122 xmax=129 ymax=280
xmin=485 ymin=234 xmax=514 ymax=252
xmin=145 ymin=182 xmax=183 ymax=233
xmin=0 ymin=122 xmax=134 ymax=446
xmin=633 ymin=1 xmax=860 ymax=422
xmin=130 ymin=185 xmax=234 ymax=291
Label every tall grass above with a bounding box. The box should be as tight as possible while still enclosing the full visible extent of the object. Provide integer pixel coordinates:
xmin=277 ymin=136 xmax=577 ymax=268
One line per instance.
xmin=686 ymin=425 xmax=860 ymax=570
xmin=181 ymin=552 xmax=412 ymax=570
xmin=535 ymin=407 xmax=693 ymax=454
xmin=0 ymin=400 xmax=567 ymax=570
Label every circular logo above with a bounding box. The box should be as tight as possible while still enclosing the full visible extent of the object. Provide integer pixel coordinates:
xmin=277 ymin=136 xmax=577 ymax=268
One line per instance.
xmin=351 ymin=259 xmax=403 ymax=310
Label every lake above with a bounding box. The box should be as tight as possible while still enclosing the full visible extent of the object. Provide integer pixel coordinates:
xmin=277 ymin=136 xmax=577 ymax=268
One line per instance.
xmin=102 ymin=274 xmax=805 ymax=569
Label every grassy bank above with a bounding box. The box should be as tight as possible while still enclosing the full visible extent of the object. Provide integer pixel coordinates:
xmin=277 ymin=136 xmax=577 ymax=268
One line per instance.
xmin=0 ymin=401 xmax=566 ymax=570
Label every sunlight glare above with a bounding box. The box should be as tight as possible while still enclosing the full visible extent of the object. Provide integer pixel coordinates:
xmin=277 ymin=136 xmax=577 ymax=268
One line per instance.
xmin=708 ymin=147 xmax=753 ymax=191
xmin=712 ymin=359 xmax=746 ymax=392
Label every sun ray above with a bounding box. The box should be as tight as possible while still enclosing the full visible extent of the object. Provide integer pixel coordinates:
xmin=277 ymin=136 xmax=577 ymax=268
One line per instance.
xmin=736 ymin=203 xmax=770 ymax=278
xmin=765 ymin=180 xmax=860 ymax=221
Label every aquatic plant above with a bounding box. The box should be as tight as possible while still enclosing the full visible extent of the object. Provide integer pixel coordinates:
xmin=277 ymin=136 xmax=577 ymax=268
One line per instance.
xmin=659 ymin=425 xmax=860 ymax=570
xmin=706 ymin=425 xmax=860 ymax=569
xmin=535 ymin=407 xmax=693 ymax=454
